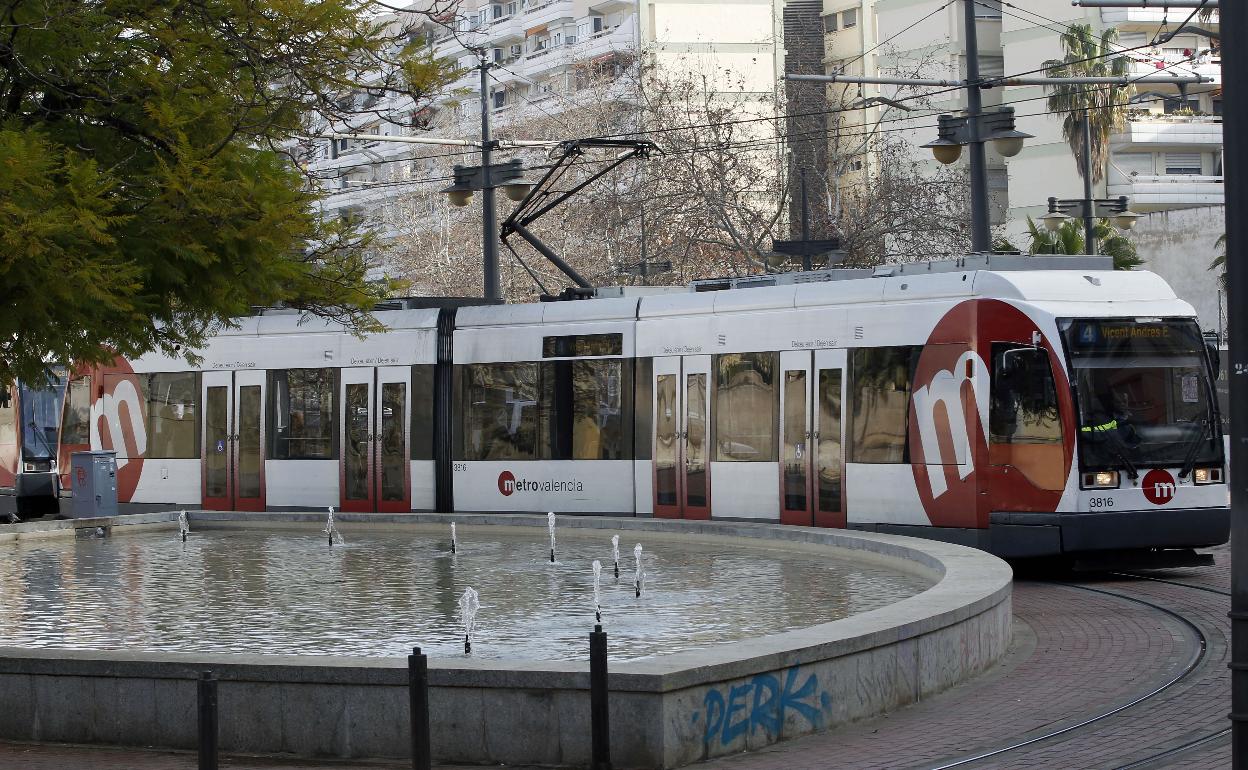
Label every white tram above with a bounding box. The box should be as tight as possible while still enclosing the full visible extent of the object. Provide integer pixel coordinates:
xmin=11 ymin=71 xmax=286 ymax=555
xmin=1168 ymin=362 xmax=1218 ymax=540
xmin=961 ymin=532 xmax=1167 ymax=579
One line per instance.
xmin=9 ymin=255 xmax=1227 ymax=562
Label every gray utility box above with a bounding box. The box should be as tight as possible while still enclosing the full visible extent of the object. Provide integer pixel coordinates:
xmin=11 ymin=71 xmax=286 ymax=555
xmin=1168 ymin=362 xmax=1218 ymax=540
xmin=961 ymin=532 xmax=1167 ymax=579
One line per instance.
xmin=70 ymin=450 xmax=118 ymax=518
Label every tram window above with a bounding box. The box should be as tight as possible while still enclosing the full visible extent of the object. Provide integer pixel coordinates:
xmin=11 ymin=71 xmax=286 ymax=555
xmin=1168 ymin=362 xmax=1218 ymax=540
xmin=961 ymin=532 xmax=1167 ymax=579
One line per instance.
xmin=634 ymin=357 xmax=652 ymax=461
xmin=61 ymin=377 xmax=92 ymax=446
xmin=570 ymin=359 xmax=630 ymax=460
xmin=411 ymin=365 xmax=435 ymax=461
xmin=849 ymin=346 xmax=920 ymax=463
xmin=458 ymin=363 xmax=541 ymax=460
xmin=542 ymin=333 xmax=623 ymax=358
xmin=989 ymin=345 xmax=1064 ymax=490
xmin=141 ymin=373 xmax=200 ymax=459
xmin=269 ymin=368 xmax=338 ymax=460
xmin=713 ymin=352 xmax=778 ymax=462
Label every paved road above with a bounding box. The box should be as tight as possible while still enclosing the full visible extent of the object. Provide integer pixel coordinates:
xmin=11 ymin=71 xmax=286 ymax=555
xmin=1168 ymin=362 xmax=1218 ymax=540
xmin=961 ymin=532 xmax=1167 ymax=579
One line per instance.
xmin=0 ymin=540 xmax=1231 ymax=769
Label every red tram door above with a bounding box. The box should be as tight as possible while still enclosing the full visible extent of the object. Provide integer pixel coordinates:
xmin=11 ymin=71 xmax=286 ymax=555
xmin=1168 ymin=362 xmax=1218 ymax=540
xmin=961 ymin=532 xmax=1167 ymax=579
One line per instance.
xmin=653 ymin=355 xmax=711 ymax=520
xmin=779 ymin=350 xmax=846 ymax=527
xmin=340 ymin=366 xmax=411 ymax=513
xmin=202 ymin=370 xmax=266 ymax=511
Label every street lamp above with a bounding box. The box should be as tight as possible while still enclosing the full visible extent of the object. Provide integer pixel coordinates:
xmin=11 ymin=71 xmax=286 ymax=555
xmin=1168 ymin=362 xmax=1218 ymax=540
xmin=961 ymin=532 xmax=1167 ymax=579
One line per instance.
xmin=922 ymin=107 xmax=1034 ymax=163
xmin=1043 ymin=195 xmax=1142 ymax=253
xmin=441 ymin=159 xmax=534 ymax=207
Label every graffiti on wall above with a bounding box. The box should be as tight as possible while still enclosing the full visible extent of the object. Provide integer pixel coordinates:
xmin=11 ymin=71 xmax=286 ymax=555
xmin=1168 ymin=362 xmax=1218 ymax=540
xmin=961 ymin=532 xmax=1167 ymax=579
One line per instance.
xmin=690 ymin=665 xmax=831 ymax=750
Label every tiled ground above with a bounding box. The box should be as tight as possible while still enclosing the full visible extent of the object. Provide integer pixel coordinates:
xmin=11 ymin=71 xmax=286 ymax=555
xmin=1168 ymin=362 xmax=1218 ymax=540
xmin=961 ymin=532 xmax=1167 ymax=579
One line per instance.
xmin=0 ymin=545 xmax=1232 ymax=770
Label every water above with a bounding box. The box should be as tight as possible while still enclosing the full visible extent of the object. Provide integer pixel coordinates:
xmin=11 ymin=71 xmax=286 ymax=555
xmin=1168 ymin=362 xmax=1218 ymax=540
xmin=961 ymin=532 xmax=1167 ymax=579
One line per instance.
xmin=0 ymin=527 xmax=932 ymax=661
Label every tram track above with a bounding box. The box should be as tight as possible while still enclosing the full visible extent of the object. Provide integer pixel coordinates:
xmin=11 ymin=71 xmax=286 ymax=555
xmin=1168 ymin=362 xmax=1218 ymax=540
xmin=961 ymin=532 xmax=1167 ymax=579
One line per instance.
xmin=923 ymin=580 xmax=1214 ymax=769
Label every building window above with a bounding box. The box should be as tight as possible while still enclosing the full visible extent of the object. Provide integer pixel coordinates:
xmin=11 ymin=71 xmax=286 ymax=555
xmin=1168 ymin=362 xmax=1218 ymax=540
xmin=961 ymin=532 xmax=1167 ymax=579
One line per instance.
xmin=1165 ymin=152 xmax=1202 ymax=175
xmin=841 ymin=8 xmax=857 ymax=28
xmin=822 ymin=13 xmax=838 ymax=32
xmin=142 ymin=372 xmax=200 ymax=459
xmin=270 ymin=368 xmax=338 ymax=460
xmin=849 ymin=346 xmax=920 ymax=463
xmin=713 ymin=352 xmax=778 ymax=462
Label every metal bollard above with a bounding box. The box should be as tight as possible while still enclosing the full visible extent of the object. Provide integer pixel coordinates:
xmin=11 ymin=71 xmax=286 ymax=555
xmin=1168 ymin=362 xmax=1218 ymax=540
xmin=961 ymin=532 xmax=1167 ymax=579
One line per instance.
xmin=590 ymin=624 xmax=612 ymax=770
xmin=198 ymin=671 xmax=218 ymax=770
xmin=409 ymin=646 xmax=431 ymax=770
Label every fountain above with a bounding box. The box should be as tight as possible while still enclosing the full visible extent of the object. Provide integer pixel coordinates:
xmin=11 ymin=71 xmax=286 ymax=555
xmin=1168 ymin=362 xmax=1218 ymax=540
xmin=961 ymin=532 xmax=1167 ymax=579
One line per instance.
xmin=592 ymin=560 xmax=603 ymax=622
xmin=547 ymin=512 xmax=556 ymax=563
xmin=323 ymin=507 xmax=342 ymax=546
xmin=177 ymin=510 xmax=190 ymax=542
xmin=451 ymin=522 xmax=457 ymax=554
xmin=611 ymin=535 xmax=620 ymax=579
xmin=459 ymin=587 xmax=480 ymax=655
xmin=633 ymin=543 xmax=645 ymax=598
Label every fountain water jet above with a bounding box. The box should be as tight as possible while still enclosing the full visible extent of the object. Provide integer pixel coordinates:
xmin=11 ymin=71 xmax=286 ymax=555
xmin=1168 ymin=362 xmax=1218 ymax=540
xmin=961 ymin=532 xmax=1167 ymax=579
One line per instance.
xmin=177 ymin=510 xmax=190 ymax=542
xmin=459 ymin=587 xmax=480 ymax=654
xmin=323 ymin=507 xmax=342 ymax=546
xmin=451 ymin=522 xmax=457 ymax=554
xmin=611 ymin=535 xmax=620 ymax=580
xmin=633 ymin=544 xmax=645 ymax=598
xmin=547 ymin=512 xmax=556 ymax=563
xmin=592 ymin=560 xmax=603 ymax=622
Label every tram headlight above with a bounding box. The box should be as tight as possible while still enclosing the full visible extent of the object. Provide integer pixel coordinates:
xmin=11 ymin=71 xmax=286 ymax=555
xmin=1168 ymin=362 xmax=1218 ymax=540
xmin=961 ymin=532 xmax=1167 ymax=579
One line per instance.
xmin=23 ymin=463 xmax=34 ymax=473
xmin=1082 ymin=470 xmax=1120 ymax=489
xmin=1193 ymin=467 xmax=1223 ymax=485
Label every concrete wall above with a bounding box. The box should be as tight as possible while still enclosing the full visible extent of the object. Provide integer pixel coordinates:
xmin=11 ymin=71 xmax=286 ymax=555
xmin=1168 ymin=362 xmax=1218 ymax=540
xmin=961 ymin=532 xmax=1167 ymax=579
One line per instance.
xmin=1129 ymin=205 xmax=1226 ymax=337
xmin=0 ymin=512 xmax=1012 ymax=768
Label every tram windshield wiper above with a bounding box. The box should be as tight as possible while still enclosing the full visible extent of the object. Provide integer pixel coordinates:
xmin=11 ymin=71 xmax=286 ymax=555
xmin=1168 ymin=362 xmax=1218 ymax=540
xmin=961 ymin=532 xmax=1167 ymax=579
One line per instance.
xmin=1178 ymin=419 xmax=1213 ymax=480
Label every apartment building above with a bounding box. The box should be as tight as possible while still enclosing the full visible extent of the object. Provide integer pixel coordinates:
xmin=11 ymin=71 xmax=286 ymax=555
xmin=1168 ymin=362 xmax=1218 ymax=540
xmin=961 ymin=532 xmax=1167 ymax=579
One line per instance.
xmin=821 ymin=0 xmax=1224 ymax=330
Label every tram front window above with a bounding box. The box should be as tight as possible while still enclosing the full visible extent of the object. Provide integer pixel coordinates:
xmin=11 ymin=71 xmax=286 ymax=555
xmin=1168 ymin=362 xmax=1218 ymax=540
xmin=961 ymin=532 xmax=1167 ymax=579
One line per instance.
xmin=19 ymin=374 xmax=67 ymax=466
xmin=1060 ymin=318 xmax=1222 ymax=472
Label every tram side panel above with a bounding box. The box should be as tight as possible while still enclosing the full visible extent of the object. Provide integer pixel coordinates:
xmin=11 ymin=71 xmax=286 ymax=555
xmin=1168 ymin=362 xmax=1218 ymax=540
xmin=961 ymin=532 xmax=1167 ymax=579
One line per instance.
xmin=450 ymin=303 xmax=640 ymax=515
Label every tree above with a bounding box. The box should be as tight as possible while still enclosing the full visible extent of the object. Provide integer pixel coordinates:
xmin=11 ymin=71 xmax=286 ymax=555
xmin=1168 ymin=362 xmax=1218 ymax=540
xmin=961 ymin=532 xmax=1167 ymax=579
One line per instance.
xmin=1019 ymin=216 xmax=1142 ymax=270
xmin=1043 ymin=24 xmax=1132 ymax=184
xmin=1210 ymin=233 xmax=1228 ymax=291
xmin=0 ymin=0 xmax=455 ymax=385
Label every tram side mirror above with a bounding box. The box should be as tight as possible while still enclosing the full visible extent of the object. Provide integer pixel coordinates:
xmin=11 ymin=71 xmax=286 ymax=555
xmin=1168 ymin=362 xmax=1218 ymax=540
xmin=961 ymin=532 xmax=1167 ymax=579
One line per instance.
xmin=1205 ymin=340 xmax=1222 ymax=380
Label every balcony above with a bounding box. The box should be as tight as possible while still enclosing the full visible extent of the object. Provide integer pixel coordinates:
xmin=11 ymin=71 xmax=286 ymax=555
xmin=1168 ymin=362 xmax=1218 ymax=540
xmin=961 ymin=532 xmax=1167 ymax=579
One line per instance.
xmin=576 ymin=17 xmax=637 ymax=61
xmin=1108 ymin=173 xmax=1224 ymax=211
xmin=1112 ymin=115 xmax=1222 ymax=150
xmin=1102 ymin=7 xmax=1218 ymax=27
xmin=1127 ymin=56 xmax=1220 ymax=86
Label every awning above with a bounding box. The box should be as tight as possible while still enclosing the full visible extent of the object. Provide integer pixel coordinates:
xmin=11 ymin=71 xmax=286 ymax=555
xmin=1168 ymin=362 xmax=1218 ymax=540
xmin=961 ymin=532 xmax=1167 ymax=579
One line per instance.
xmin=525 ymin=23 xmax=547 ymax=37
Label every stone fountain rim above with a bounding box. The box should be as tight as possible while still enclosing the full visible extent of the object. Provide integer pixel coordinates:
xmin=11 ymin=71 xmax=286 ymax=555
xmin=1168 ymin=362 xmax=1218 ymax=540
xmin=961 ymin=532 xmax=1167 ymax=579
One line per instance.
xmin=0 ymin=510 xmax=1011 ymax=694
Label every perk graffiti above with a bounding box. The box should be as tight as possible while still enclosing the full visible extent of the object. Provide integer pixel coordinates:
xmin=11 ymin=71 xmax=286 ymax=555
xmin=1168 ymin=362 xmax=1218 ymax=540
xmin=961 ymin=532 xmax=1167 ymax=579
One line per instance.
xmin=691 ymin=666 xmax=830 ymax=750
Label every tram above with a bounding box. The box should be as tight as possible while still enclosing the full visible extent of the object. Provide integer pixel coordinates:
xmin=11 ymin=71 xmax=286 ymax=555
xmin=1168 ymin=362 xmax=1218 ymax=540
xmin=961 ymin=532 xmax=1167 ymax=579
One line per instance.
xmin=3 ymin=255 xmax=1228 ymax=563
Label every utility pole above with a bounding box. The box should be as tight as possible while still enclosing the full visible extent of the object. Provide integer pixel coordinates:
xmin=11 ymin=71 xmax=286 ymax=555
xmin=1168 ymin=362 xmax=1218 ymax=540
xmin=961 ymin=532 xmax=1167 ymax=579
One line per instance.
xmin=1081 ymin=112 xmax=1096 ymax=254
xmin=800 ymin=169 xmax=812 ymax=271
xmin=962 ymin=0 xmax=991 ymax=253
xmin=1224 ymin=1 xmax=1248 ymax=765
xmin=479 ymin=59 xmax=501 ymax=301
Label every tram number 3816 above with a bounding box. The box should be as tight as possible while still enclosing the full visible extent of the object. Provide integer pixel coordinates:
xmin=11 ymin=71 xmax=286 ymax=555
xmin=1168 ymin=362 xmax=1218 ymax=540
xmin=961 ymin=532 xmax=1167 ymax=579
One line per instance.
xmin=1088 ymin=497 xmax=1115 ymax=509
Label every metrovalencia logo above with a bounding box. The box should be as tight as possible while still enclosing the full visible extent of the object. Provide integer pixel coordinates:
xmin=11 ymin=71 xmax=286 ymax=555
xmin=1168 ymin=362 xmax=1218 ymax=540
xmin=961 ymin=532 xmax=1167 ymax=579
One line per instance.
xmin=497 ymin=470 xmax=584 ymax=496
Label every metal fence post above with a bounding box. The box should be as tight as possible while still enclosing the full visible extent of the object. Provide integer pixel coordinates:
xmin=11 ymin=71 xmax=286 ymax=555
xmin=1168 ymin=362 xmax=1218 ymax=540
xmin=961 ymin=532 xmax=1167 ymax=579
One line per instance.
xmin=198 ymin=671 xmax=218 ymax=770
xmin=590 ymin=624 xmax=611 ymax=770
xmin=410 ymin=646 xmax=431 ymax=770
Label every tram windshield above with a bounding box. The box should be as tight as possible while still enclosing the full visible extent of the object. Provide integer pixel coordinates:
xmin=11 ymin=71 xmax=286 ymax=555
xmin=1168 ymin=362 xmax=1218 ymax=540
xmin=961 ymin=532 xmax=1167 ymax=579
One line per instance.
xmin=19 ymin=373 xmax=67 ymax=462
xmin=1059 ymin=318 xmax=1222 ymax=472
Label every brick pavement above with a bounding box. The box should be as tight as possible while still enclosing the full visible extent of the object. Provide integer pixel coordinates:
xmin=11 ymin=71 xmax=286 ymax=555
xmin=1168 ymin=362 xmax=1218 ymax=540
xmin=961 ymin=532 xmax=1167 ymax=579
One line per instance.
xmin=0 ymin=546 xmax=1229 ymax=770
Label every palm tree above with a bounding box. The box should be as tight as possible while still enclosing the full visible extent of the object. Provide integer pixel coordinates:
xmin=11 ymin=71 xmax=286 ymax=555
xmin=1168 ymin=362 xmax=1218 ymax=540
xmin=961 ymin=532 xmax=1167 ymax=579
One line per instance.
xmin=1023 ymin=216 xmax=1143 ymax=270
xmin=1210 ymin=233 xmax=1227 ymax=291
xmin=1043 ymin=24 xmax=1132 ymax=184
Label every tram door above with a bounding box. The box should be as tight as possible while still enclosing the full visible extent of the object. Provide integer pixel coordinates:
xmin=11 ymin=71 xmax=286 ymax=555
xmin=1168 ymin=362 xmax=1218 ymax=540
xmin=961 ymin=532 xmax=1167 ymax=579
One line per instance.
xmin=202 ymin=370 xmax=266 ymax=511
xmin=340 ymin=366 xmax=411 ymax=513
xmin=653 ymin=355 xmax=712 ymax=519
xmin=779 ymin=350 xmax=845 ymax=527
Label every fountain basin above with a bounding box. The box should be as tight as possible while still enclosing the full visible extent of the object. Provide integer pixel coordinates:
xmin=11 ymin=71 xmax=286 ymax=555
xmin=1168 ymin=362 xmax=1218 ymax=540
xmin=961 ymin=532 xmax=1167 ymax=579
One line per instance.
xmin=0 ymin=512 xmax=1012 ymax=768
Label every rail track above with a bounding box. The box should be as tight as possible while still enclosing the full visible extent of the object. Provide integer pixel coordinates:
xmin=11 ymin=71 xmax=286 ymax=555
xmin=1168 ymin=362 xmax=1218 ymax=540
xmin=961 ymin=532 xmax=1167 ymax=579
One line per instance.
xmin=923 ymin=573 xmax=1229 ymax=770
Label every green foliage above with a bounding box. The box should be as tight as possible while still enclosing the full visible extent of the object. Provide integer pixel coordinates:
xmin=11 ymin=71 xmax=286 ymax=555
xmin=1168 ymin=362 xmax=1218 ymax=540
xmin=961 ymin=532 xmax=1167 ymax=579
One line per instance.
xmin=1023 ymin=216 xmax=1142 ymax=271
xmin=0 ymin=0 xmax=454 ymax=384
xmin=1043 ymin=24 xmax=1132 ymax=184
xmin=1210 ymin=233 xmax=1227 ymax=291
